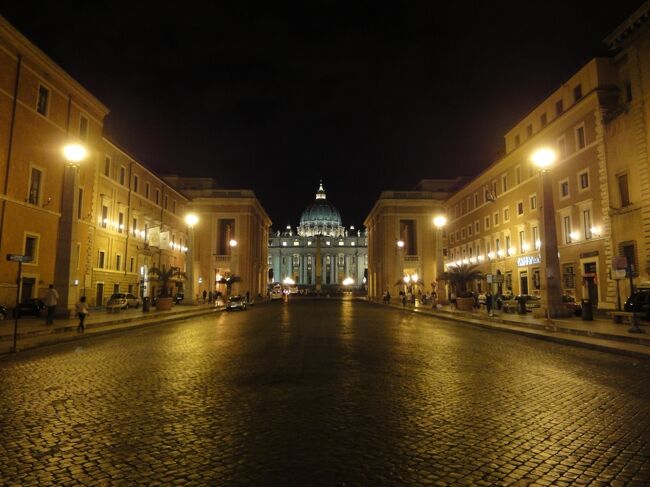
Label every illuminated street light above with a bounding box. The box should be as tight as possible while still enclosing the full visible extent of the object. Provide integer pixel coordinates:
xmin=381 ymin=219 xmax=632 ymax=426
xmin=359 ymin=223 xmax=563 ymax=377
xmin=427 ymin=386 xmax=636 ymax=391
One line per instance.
xmin=63 ymin=143 xmax=87 ymax=165
xmin=433 ymin=215 xmax=447 ymax=228
xmin=531 ymin=147 xmax=556 ymax=171
xmin=396 ymin=240 xmax=405 ymax=248
xmin=229 ymin=239 xmax=238 ymax=247
xmin=185 ymin=213 xmax=199 ymax=227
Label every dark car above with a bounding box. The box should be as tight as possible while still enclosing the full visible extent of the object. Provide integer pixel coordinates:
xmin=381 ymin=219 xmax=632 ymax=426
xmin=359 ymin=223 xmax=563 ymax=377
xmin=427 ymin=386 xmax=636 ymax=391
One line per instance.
xmin=624 ymin=290 xmax=650 ymax=319
xmin=226 ymin=295 xmax=247 ymax=311
xmin=13 ymin=298 xmax=45 ymax=318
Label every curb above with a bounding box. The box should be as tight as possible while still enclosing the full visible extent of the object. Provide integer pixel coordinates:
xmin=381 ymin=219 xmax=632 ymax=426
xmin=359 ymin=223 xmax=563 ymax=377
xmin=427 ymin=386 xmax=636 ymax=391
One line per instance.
xmin=367 ymin=300 xmax=650 ymax=360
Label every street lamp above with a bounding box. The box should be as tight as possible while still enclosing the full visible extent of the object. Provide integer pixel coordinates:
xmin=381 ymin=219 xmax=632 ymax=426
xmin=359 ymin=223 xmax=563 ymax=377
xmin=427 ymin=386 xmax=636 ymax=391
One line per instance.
xmin=531 ymin=147 xmax=564 ymax=319
xmin=229 ymin=238 xmax=239 ymax=295
xmin=54 ymin=143 xmax=87 ymax=316
xmin=433 ymin=214 xmax=447 ymax=304
xmin=184 ymin=213 xmax=199 ymax=304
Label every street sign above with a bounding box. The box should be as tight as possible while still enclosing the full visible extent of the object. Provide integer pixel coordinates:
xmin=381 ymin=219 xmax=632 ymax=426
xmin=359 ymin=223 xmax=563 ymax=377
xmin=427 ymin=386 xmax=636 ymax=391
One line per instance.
xmin=612 ymin=256 xmax=628 ymax=270
xmin=6 ymin=254 xmax=32 ymax=263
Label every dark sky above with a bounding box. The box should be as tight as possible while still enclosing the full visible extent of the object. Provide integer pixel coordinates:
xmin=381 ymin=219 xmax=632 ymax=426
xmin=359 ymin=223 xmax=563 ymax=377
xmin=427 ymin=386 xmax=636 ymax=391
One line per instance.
xmin=1 ymin=1 xmax=644 ymax=228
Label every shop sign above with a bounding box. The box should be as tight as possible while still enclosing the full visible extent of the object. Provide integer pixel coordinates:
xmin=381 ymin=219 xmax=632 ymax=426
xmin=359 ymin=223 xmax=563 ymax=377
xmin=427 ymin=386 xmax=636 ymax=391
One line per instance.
xmin=517 ymin=255 xmax=541 ymax=267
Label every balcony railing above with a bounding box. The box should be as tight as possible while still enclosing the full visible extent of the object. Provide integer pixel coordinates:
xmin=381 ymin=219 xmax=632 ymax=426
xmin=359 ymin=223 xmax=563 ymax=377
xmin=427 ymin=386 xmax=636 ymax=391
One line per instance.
xmin=404 ymin=255 xmax=419 ymax=262
xmin=214 ymin=255 xmax=232 ymax=262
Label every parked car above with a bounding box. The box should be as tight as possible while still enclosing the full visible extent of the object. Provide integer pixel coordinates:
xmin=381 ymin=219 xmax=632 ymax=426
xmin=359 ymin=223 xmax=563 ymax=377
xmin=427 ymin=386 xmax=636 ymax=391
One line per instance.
xmin=106 ymin=293 xmax=141 ymax=309
xmin=270 ymin=290 xmax=283 ymax=300
xmin=226 ymin=295 xmax=247 ymax=311
xmin=0 ymin=304 xmax=6 ymax=320
xmin=12 ymin=298 xmax=45 ymax=318
xmin=624 ymin=290 xmax=650 ymax=320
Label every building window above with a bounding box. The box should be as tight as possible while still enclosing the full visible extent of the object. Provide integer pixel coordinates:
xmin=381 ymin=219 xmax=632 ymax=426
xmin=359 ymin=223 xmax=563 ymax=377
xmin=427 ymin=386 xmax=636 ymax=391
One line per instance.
xmin=484 ymin=216 xmax=490 ymax=229
xmin=119 ymin=166 xmax=126 ymax=186
xmin=133 ymin=175 xmax=139 ymax=192
xmin=104 ymin=156 xmax=111 ymax=177
xmin=620 ymin=241 xmax=638 ymax=276
xmin=517 ymin=201 xmax=524 ymax=216
xmin=583 ymin=209 xmax=592 ymax=240
xmin=496 ymin=238 xmax=501 ymax=253
xmin=617 ymin=173 xmax=630 ymax=207
xmin=24 ymin=234 xmax=39 ymax=263
xmin=145 ymin=182 xmax=150 ymax=199
xmin=515 ymin=166 xmax=521 ymax=185
xmin=579 ymin=170 xmax=589 ymax=190
xmin=540 ymin=112 xmax=548 ymax=127
xmin=474 ymin=221 xmax=479 ymax=234
xmin=501 ymin=174 xmax=508 ymax=193
xmin=560 ymin=179 xmax=570 ymax=199
xmin=503 ymin=207 xmax=510 ymax=222
xmin=78 ymin=188 xmax=84 ymax=219
xmin=467 ymin=224 xmax=472 ymax=237
xmin=164 ymin=195 xmax=168 ymax=210
xmin=575 ymin=125 xmax=586 ymax=150
xmin=37 ymin=85 xmax=50 ymax=116
xmin=526 ymin=125 xmax=532 ymax=138
xmin=530 ymin=194 xmax=537 ymax=210
xmin=474 ymin=192 xmax=478 ymax=208
xmin=533 ymin=226 xmax=540 ymax=250
xmin=172 ymin=200 xmax=176 ymax=214
xmin=28 ymin=167 xmax=42 ymax=205
xmin=519 ymin=230 xmax=525 ymax=253
xmin=557 ymin=136 xmax=567 ymax=158
xmin=494 ymin=212 xmax=499 ymax=226
xmin=563 ymin=216 xmax=572 ymax=244
xmin=461 ymin=228 xmax=466 ymax=239
xmin=562 ymin=264 xmax=575 ymax=289
xmin=155 ymin=189 xmax=160 ymax=205
xmin=506 ymin=235 xmax=511 ymax=254
xmin=399 ymin=219 xmax=417 ymax=254
xmin=98 ymin=250 xmax=105 ymax=268
xmin=101 ymin=205 xmax=109 ymax=228
xmin=79 ymin=116 xmax=89 ymax=141
xmin=555 ymin=99 xmax=564 ymax=116
xmin=514 ymin=134 xmax=520 ymax=147
xmin=116 ymin=254 xmax=122 ymax=271
xmin=574 ymin=84 xmax=583 ymax=102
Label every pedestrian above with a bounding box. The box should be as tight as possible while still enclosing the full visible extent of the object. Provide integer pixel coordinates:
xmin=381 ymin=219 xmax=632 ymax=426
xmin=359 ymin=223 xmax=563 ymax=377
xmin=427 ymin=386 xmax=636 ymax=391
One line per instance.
xmin=485 ymin=291 xmax=493 ymax=316
xmin=246 ymin=291 xmax=250 ymax=303
xmin=450 ymin=291 xmax=457 ymax=310
xmin=386 ymin=291 xmax=391 ymax=303
xmin=202 ymin=289 xmax=207 ymax=303
xmin=76 ymin=296 xmax=89 ymax=333
xmin=402 ymin=294 xmax=407 ymax=307
xmin=44 ymin=284 xmax=59 ymax=325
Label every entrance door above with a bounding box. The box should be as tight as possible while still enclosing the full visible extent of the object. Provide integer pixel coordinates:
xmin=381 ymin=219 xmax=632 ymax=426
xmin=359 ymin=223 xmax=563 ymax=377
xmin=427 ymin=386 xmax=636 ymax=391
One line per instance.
xmin=584 ymin=262 xmax=598 ymax=306
xmin=21 ymin=277 xmax=35 ymax=300
xmin=96 ymin=283 xmax=104 ymax=307
xmin=520 ymin=271 xmax=529 ymax=295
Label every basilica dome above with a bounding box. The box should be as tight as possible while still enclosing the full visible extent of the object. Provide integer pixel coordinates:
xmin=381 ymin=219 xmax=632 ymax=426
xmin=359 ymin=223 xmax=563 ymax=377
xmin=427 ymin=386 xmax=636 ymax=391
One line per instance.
xmin=298 ymin=182 xmax=345 ymax=237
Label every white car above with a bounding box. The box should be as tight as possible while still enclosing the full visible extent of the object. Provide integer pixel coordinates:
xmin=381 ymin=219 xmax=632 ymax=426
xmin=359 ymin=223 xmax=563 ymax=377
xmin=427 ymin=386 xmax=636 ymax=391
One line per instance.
xmin=106 ymin=293 xmax=140 ymax=309
xmin=270 ymin=290 xmax=283 ymax=300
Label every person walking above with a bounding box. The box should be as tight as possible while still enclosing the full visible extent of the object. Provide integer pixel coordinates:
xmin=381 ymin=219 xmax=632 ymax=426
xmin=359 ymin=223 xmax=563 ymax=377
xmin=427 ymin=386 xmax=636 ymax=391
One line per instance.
xmin=76 ymin=296 xmax=89 ymax=333
xmin=485 ymin=290 xmax=493 ymax=316
xmin=202 ymin=289 xmax=207 ymax=303
xmin=44 ymin=284 xmax=59 ymax=325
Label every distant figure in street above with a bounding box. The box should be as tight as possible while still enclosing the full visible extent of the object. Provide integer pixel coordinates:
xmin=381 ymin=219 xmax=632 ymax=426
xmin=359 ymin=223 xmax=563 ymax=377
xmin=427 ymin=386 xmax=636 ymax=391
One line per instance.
xmin=44 ymin=284 xmax=59 ymax=325
xmin=246 ymin=291 xmax=250 ymax=303
xmin=402 ymin=294 xmax=407 ymax=307
xmin=76 ymin=296 xmax=89 ymax=333
xmin=485 ymin=291 xmax=493 ymax=316
xmin=450 ymin=291 xmax=457 ymax=310
xmin=202 ymin=289 xmax=207 ymax=303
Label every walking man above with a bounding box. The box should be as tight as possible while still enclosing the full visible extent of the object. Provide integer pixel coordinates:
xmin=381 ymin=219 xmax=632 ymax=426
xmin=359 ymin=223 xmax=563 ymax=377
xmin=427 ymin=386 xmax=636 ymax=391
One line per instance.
xmin=76 ymin=296 xmax=89 ymax=333
xmin=44 ymin=284 xmax=59 ymax=325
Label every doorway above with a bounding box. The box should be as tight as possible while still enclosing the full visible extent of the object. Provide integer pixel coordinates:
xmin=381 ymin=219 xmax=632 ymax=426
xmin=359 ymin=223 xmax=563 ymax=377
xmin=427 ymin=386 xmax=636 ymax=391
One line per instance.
xmin=583 ymin=262 xmax=599 ymax=306
xmin=96 ymin=282 xmax=104 ymax=307
xmin=520 ymin=271 xmax=529 ymax=295
xmin=21 ymin=277 xmax=35 ymax=300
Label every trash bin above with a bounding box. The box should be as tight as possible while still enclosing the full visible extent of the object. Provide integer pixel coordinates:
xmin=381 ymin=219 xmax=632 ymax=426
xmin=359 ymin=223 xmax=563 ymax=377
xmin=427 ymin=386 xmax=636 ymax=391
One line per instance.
xmin=517 ymin=296 xmax=527 ymax=314
xmin=581 ymin=299 xmax=593 ymax=321
xmin=142 ymin=297 xmax=150 ymax=312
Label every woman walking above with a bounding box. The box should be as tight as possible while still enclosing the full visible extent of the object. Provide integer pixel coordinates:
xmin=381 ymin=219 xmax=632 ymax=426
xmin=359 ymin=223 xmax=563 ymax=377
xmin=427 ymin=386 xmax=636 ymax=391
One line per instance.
xmin=76 ymin=296 xmax=89 ymax=333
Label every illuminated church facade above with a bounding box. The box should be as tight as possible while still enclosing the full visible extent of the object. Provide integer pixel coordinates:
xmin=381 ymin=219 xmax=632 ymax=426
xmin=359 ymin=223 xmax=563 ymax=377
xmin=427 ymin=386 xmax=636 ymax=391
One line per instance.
xmin=268 ymin=182 xmax=367 ymax=290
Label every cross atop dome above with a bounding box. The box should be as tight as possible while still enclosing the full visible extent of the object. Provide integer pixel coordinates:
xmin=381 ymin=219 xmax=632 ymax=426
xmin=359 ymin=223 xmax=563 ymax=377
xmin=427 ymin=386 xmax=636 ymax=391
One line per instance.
xmin=316 ymin=180 xmax=326 ymax=200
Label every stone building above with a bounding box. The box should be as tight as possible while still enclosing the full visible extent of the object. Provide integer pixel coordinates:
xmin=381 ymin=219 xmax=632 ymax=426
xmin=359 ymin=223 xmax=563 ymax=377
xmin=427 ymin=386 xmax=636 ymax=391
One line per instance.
xmin=268 ymin=182 xmax=367 ymax=291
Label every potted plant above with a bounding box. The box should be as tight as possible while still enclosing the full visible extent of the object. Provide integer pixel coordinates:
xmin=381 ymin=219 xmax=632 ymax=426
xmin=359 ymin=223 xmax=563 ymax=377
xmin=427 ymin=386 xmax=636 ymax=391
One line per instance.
xmin=441 ymin=263 xmax=483 ymax=311
xmin=148 ymin=266 xmax=186 ymax=310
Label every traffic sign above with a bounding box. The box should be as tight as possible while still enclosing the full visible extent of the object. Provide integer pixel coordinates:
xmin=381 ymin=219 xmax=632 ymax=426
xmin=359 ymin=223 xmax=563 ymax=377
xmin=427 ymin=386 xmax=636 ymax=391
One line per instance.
xmin=6 ymin=254 xmax=32 ymax=263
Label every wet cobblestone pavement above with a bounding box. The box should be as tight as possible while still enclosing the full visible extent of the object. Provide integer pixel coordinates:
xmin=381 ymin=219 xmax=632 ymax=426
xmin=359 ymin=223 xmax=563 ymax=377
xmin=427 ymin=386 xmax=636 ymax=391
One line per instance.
xmin=1 ymin=300 xmax=650 ymax=485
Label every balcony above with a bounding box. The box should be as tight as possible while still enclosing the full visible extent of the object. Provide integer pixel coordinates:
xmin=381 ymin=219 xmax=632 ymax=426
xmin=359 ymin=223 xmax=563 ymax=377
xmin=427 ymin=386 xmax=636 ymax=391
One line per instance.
xmin=214 ymin=255 xmax=232 ymax=263
xmin=404 ymin=255 xmax=419 ymax=262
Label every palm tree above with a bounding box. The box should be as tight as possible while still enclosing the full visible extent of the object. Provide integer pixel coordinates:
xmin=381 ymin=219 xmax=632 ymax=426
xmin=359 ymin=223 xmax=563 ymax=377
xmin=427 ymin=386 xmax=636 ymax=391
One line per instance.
xmin=148 ymin=266 xmax=186 ymax=297
xmin=441 ymin=263 xmax=483 ymax=297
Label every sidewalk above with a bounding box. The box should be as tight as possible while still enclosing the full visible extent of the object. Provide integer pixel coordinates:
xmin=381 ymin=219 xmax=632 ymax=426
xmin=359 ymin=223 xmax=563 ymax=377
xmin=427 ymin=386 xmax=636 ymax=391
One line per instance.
xmin=0 ymin=302 xmax=225 ymax=355
xmin=373 ymin=299 xmax=650 ymax=360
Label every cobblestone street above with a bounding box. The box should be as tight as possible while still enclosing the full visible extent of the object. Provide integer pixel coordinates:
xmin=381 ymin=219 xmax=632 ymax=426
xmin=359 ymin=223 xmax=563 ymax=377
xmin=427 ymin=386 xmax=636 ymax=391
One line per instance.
xmin=1 ymin=300 xmax=650 ymax=485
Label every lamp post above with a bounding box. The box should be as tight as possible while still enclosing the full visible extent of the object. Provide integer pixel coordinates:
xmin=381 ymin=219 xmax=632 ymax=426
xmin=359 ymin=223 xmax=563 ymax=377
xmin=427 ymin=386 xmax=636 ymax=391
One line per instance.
xmin=229 ymin=239 xmax=238 ymax=296
xmin=531 ymin=147 xmax=564 ymax=319
xmin=396 ymin=239 xmax=405 ymax=296
xmin=433 ymin=215 xmax=447 ymax=304
xmin=53 ymin=143 xmax=87 ymax=316
xmin=185 ymin=213 xmax=199 ymax=304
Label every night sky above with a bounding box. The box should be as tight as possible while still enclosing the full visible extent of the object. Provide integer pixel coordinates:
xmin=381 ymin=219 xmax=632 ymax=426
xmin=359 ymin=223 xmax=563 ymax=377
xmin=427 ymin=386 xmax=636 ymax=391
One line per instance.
xmin=1 ymin=1 xmax=644 ymax=228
